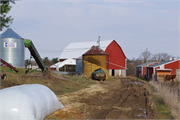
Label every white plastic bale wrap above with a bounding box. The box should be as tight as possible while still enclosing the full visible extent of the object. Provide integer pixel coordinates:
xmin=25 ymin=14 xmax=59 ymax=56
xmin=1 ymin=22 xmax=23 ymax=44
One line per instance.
xmin=0 ymin=84 xmax=64 ymax=120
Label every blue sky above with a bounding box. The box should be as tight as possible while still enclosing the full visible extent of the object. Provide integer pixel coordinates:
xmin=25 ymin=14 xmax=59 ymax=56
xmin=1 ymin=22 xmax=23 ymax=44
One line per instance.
xmin=4 ymin=0 xmax=180 ymax=60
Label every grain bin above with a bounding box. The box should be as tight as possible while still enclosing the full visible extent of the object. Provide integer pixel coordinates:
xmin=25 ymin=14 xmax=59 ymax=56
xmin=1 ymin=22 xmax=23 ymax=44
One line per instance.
xmin=0 ymin=28 xmax=25 ymax=67
xmin=83 ymin=46 xmax=109 ymax=79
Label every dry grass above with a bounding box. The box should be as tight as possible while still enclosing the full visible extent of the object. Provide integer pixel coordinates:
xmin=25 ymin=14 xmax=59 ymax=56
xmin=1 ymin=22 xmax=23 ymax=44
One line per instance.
xmin=149 ymin=80 xmax=180 ymax=119
xmin=0 ymin=70 xmax=96 ymax=95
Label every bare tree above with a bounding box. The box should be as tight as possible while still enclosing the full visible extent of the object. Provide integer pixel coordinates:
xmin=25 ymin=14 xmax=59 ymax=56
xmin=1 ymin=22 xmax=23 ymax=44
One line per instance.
xmin=127 ymin=58 xmax=144 ymax=76
xmin=151 ymin=53 xmax=172 ymax=62
xmin=139 ymin=51 xmax=152 ymax=63
xmin=161 ymin=53 xmax=172 ymax=61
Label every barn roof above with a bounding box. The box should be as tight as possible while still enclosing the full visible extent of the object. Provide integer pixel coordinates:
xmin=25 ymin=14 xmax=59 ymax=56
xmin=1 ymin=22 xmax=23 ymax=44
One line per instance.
xmin=83 ymin=46 xmax=109 ymax=55
xmin=136 ymin=62 xmax=158 ymax=67
xmin=147 ymin=59 xmax=180 ymax=68
xmin=59 ymin=39 xmax=114 ymax=59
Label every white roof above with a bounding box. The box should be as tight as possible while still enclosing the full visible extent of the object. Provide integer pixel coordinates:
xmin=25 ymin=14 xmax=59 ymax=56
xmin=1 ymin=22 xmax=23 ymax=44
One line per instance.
xmin=59 ymin=39 xmax=114 ymax=59
xmin=156 ymin=69 xmax=172 ymax=71
xmin=50 ymin=62 xmax=61 ymax=68
xmin=56 ymin=58 xmax=76 ymax=71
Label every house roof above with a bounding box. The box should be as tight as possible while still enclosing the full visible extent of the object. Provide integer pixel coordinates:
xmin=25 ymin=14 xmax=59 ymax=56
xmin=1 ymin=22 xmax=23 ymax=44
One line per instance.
xmin=59 ymin=39 xmax=114 ymax=59
xmin=147 ymin=59 xmax=180 ymax=68
xmin=136 ymin=62 xmax=158 ymax=67
xmin=83 ymin=46 xmax=109 ymax=55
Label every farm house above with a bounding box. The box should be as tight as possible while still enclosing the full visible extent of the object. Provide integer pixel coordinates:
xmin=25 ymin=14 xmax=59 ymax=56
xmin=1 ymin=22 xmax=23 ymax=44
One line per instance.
xmin=135 ymin=62 xmax=158 ymax=78
xmin=146 ymin=58 xmax=180 ymax=80
xmin=82 ymin=46 xmax=109 ymax=79
xmin=59 ymin=39 xmax=127 ymax=76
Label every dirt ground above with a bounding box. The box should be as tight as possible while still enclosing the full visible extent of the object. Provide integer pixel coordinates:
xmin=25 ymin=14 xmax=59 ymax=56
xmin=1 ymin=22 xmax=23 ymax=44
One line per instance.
xmin=46 ymin=77 xmax=156 ymax=119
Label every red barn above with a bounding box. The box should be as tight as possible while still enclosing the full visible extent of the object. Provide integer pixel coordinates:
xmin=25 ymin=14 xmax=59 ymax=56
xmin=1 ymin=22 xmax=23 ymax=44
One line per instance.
xmin=135 ymin=62 xmax=158 ymax=78
xmin=146 ymin=58 xmax=180 ymax=79
xmin=58 ymin=39 xmax=127 ymax=76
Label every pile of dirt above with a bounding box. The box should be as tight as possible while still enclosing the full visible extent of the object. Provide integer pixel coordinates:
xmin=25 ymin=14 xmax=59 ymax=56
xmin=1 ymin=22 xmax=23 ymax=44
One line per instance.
xmin=46 ymin=78 xmax=156 ymax=119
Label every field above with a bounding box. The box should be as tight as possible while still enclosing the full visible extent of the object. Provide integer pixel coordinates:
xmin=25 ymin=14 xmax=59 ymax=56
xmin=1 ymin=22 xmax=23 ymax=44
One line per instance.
xmin=0 ymin=67 xmax=178 ymax=119
xmin=0 ymin=66 xmax=96 ymax=95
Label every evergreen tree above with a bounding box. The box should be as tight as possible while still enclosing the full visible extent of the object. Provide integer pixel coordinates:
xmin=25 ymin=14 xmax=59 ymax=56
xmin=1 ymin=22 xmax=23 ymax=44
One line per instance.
xmin=0 ymin=0 xmax=16 ymax=31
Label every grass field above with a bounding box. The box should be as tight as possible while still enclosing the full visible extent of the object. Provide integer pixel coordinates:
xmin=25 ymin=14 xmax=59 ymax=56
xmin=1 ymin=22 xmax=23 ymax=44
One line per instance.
xmin=0 ymin=67 xmax=96 ymax=95
xmin=1 ymin=66 xmax=41 ymax=74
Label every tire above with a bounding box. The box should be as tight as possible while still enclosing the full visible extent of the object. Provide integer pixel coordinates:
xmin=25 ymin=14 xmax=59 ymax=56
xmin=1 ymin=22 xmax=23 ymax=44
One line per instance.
xmin=2 ymin=74 xmax=6 ymax=80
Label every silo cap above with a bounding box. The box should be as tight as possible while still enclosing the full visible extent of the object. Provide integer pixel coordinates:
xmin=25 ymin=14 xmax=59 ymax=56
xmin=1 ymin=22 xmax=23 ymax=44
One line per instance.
xmin=0 ymin=28 xmax=24 ymax=39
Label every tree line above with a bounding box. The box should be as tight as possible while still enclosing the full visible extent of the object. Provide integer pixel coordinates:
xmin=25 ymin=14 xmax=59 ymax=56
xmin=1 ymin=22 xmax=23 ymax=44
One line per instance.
xmin=25 ymin=57 xmax=59 ymax=68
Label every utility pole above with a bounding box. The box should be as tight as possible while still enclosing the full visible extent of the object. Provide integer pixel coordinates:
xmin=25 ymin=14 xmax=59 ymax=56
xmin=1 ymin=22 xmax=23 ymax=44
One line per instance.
xmin=146 ymin=48 xmax=148 ymax=67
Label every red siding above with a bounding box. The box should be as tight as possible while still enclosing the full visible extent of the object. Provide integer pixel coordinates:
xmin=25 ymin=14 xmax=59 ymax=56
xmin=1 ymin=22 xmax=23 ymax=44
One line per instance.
xmin=105 ymin=40 xmax=126 ymax=69
xmin=165 ymin=60 xmax=180 ymax=75
xmin=142 ymin=66 xmax=146 ymax=77
xmin=50 ymin=68 xmax=56 ymax=71
xmin=59 ymin=59 xmax=66 ymax=62
xmin=148 ymin=62 xmax=158 ymax=66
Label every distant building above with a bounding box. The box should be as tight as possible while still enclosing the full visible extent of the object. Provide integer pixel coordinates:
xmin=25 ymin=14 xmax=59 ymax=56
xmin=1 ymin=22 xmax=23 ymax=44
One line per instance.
xmin=146 ymin=58 xmax=180 ymax=79
xmin=135 ymin=62 xmax=158 ymax=78
xmin=54 ymin=58 xmax=76 ymax=72
xmin=59 ymin=39 xmax=127 ymax=77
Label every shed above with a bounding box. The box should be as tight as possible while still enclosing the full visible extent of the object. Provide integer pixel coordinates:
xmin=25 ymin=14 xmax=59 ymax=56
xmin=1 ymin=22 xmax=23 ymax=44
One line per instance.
xmin=59 ymin=39 xmax=127 ymax=77
xmin=56 ymin=58 xmax=76 ymax=72
xmin=146 ymin=58 xmax=180 ymax=79
xmin=83 ymin=46 xmax=109 ymax=79
xmin=156 ymin=69 xmax=172 ymax=81
xmin=135 ymin=62 xmax=158 ymax=78
xmin=50 ymin=62 xmax=60 ymax=71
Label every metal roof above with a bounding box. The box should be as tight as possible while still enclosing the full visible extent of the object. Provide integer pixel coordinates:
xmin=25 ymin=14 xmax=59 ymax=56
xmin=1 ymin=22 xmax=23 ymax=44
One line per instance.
xmin=59 ymin=39 xmax=114 ymax=59
xmin=56 ymin=58 xmax=76 ymax=71
xmin=136 ymin=62 xmax=157 ymax=67
xmin=76 ymin=56 xmax=82 ymax=59
xmin=156 ymin=69 xmax=172 ymax=71
xmin=83 ymin=46 xmax=109 ymax=55
xmin=0 ymin=28 xmax=24 ymax=39
xmin=147 ymin=59 xmax=180 ymax=68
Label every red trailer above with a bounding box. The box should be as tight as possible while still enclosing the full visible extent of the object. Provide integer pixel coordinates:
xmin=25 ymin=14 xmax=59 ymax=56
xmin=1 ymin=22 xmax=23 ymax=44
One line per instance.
xmin=1 ymin=58 xmax=19 ymax=79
